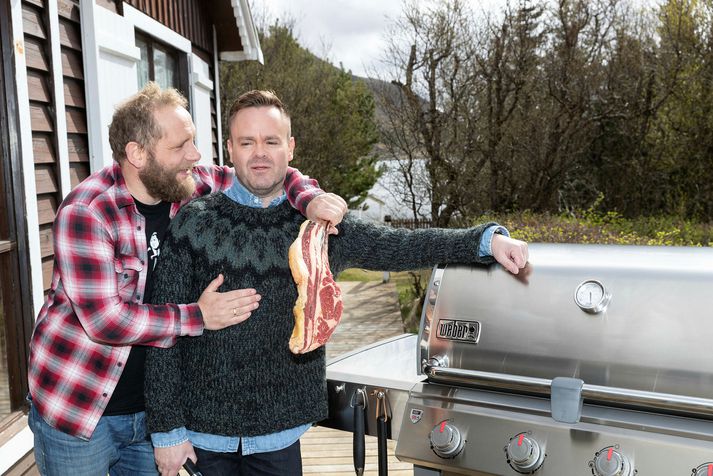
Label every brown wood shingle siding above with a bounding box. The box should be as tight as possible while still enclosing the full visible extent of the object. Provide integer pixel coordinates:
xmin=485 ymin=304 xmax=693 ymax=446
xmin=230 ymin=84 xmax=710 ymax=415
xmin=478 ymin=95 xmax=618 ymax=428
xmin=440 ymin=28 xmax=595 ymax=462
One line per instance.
xmin=60 ymin=4 xmax=87 ymax=169
xmin=23 ymin=0 xmax=59 ymax=292
xmin=23 ymin=0 xmax=87 ymax=292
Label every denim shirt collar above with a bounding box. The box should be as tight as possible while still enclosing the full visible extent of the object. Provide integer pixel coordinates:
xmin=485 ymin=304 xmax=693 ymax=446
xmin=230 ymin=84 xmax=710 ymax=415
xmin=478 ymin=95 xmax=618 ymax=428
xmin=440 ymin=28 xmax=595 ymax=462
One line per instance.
xmin=223 ymin=176 xmax=287 ymax=208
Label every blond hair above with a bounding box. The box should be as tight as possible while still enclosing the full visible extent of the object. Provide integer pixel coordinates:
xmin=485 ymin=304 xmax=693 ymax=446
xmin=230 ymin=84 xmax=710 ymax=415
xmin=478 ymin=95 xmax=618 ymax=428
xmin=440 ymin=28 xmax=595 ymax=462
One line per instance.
xmin=108 ymin=82 xmax=188 ymax=162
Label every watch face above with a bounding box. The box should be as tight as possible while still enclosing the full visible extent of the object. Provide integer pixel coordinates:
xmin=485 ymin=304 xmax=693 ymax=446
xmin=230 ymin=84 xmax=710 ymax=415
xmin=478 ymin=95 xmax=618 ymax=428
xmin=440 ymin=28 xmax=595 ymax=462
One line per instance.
xmin=574 ymin=280 xmax=610 ymax=313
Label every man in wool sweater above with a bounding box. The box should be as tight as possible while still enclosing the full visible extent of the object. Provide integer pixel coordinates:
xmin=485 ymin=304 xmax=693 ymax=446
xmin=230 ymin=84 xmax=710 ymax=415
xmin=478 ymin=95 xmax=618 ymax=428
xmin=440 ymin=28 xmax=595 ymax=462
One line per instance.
xmin=144 ymin=90 xmax=529 ymax=476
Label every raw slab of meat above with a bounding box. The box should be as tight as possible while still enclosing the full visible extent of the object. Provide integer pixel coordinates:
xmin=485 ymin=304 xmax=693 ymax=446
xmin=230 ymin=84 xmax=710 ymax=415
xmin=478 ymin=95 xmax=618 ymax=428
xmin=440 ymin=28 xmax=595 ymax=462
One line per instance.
xmin=288 ymin=220 xmax=343 ymax=354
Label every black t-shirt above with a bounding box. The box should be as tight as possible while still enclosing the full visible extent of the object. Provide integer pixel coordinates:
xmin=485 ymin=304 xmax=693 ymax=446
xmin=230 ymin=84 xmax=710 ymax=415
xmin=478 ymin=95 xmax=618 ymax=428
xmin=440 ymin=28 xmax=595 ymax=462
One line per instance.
xmin=104 ymin=199 xmax=171 ymax=416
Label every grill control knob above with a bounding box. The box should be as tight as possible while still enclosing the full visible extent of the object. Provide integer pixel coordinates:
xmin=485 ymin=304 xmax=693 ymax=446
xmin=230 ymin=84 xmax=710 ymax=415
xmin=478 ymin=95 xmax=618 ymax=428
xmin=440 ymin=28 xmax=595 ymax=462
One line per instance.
xmin=429 ymin=420 xmax=464 ymax=458
xmin=506 ymin=433 xmax=544 ymax=473
xmin=693 ymin=463 xmax=713 ymax=476
xmin=590 ymin=447 xmax=632 ymax=476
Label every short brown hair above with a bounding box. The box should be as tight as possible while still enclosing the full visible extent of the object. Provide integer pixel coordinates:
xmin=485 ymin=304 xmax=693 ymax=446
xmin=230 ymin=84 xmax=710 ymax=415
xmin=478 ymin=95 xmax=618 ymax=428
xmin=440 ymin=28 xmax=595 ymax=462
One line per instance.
xmin=227 ymin=90 xmax=291 ymax=139
xmin=108 ymin=82 xmax=188 ymax=162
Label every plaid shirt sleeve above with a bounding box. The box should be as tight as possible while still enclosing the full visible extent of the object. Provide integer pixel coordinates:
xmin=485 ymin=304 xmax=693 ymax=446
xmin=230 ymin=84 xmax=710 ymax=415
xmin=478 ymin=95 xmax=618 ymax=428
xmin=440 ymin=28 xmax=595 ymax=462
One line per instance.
xmin=54 ymin=203 xmax=203 ymax=347
xmin=284 ymin=166 xmax=323 ymax=215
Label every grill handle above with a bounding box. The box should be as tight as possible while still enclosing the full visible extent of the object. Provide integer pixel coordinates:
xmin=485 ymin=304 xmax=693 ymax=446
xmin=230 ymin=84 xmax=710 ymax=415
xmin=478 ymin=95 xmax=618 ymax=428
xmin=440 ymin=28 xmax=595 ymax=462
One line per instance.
xmin=424 ymin=365 xmax=713 ymax=418
xmin=377 ymin=415 xmax=388 ymax=476
xmin=352 ymin=388 xmax=367 ymax=476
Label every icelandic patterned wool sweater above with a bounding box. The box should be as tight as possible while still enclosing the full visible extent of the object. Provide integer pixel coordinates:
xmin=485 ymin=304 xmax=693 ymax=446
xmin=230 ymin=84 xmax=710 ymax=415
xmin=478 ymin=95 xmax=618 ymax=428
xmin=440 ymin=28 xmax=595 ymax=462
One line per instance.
xmin=144 ymin=193 xmax=497 ymax=437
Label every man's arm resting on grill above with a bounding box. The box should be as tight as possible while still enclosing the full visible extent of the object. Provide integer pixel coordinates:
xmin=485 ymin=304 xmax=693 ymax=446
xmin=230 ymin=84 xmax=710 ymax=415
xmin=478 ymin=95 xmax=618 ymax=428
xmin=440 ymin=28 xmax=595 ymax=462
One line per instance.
xmin=330 ymin=217 xmax=529 ymax=274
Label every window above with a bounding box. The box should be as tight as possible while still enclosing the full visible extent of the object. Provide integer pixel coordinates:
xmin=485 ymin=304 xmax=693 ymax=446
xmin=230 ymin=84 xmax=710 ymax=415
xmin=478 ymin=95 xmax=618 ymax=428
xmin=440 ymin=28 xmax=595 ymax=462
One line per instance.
xmin=136 ymin=33 xmax=188 ymax=99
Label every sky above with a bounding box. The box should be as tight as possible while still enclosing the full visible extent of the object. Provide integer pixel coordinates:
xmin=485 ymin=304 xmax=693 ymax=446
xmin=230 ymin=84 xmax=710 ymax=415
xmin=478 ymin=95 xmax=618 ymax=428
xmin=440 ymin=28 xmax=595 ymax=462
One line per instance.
xmin=260 ymin=0 xmax=404 ymax=77
xmin=260 ymin=0 xmax=508 ymax=77
xmin=259 ymin=0 xmax=656 ymax=78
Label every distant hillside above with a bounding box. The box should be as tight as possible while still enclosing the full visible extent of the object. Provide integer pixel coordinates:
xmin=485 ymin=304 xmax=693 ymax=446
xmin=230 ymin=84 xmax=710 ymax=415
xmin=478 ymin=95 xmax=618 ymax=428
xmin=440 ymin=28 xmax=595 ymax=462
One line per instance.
xmin=354 ymin=74 xmax=408 ymax=132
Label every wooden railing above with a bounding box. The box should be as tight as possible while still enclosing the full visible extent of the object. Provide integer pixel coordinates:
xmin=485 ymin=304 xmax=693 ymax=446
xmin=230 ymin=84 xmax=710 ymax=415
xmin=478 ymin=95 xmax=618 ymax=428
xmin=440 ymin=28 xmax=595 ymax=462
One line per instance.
xmin=386 ymin=218 xmax=433 ymax=229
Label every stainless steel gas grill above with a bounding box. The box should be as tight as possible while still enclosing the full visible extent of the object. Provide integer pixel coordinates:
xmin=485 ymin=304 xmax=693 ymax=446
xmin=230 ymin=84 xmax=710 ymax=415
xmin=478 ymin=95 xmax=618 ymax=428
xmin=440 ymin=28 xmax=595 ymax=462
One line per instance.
xmin=322 ymin=244 xmax=713 ymax=476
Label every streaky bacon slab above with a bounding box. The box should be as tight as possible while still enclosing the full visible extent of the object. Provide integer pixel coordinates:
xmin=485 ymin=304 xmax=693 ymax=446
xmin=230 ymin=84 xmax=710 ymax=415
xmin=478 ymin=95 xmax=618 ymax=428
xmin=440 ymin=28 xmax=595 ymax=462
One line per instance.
xmin=289 ymin=220 xmax=343 ymax=354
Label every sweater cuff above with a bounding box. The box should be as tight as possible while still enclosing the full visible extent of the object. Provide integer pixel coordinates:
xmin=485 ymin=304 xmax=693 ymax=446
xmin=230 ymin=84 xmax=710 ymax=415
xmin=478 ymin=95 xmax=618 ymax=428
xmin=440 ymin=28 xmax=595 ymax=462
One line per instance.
xmin=151 ymin=427 xmax=189 ymax=448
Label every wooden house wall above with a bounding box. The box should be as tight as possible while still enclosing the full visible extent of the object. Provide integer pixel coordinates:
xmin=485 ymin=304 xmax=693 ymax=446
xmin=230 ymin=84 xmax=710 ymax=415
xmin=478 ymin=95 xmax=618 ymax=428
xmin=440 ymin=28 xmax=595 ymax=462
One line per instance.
xmin=22 ymin=0 xmax=89 ymax=292
xmin=22 ymin=0 xmax=224 ymax=294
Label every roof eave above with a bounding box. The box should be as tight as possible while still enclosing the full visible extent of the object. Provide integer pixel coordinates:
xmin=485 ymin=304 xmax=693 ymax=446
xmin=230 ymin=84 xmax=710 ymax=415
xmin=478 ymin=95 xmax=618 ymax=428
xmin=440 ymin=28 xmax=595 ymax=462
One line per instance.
xmin=222 ymin=0 xmax=263 ymax=64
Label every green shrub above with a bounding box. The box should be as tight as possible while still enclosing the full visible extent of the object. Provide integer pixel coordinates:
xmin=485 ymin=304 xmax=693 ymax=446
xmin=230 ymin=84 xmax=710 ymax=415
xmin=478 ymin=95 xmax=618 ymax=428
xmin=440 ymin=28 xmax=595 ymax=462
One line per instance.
xmin=473 ymin=211 xmax=713 ymax=246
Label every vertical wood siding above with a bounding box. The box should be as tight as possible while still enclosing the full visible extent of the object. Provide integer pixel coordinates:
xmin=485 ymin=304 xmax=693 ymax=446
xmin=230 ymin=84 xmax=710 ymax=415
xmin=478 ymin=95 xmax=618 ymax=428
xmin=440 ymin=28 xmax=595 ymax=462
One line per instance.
xmin=125 ymin=0 xmax=213 ymax=55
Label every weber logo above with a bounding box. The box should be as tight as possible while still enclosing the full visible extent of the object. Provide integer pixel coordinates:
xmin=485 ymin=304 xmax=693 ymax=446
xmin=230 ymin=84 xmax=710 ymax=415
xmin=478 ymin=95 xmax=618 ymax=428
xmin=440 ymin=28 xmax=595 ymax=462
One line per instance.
xmin=409 ymin=408 xmax=423 ymax=423
xmin=436 ymin=319 xmax=481 ymax=344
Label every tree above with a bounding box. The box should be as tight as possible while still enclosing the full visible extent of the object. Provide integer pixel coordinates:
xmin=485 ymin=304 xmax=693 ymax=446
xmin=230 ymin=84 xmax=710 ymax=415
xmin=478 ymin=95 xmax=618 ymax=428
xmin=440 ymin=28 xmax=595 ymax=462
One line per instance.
xmin=373 ymin=0 xmax=713 ymax=222
xmin=378 ymin=0 xmax=486 ymax=227
xmin=221 ymin=22 xmax=380 ymax=207
xmin=649 ymin=0 xmax=713 ymax=219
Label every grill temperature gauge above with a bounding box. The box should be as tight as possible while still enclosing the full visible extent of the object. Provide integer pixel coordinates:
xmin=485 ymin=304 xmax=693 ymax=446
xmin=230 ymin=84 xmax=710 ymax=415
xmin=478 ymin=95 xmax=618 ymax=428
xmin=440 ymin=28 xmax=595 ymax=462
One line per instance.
xmin=575 ymin=279 xmax=611 ymax=314
xmin=693 ymin=463 xmax=713 ymax=476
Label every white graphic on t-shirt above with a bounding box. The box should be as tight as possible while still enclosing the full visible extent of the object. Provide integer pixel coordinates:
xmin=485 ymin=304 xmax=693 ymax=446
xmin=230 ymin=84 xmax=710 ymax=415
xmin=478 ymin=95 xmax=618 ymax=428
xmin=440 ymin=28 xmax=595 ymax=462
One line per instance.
xmin=148 ymin=232 xmax=160 ymax=269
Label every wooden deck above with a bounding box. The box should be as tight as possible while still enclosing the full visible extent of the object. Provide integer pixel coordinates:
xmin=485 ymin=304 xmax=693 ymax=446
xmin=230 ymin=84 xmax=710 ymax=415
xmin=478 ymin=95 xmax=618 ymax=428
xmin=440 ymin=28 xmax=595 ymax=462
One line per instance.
xmin=302 ymin=426 xmax=413 ymax=475
xmin=301 ymin=280 xmax=414 ymax=475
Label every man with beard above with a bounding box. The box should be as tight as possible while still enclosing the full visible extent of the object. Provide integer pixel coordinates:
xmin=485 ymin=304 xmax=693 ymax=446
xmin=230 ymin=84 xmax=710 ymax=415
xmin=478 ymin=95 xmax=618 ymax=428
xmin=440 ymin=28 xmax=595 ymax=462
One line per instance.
xmin=25 ymin=82 xmax=347 ymax=476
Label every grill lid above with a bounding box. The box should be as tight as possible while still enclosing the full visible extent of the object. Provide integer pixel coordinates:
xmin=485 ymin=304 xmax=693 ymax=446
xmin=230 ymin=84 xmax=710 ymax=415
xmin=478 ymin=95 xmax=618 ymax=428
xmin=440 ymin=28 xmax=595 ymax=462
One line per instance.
xmin=418 ymin=244 xmax=713 ymax=415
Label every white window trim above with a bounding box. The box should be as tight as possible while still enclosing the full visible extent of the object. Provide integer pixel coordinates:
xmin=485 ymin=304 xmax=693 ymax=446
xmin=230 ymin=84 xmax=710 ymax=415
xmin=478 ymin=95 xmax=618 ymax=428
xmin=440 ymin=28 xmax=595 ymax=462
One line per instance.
xmin=123 ymin=4 xmax=191 ymax=54
xmin=80 ymin=0 xmax=115 ymax=172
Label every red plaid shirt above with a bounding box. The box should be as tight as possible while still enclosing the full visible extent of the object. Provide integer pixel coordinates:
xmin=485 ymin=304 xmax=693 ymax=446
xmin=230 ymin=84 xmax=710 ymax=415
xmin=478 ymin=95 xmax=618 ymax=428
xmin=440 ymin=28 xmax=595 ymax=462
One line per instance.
xmin=28 ymin=162 xmax=321 ymax=440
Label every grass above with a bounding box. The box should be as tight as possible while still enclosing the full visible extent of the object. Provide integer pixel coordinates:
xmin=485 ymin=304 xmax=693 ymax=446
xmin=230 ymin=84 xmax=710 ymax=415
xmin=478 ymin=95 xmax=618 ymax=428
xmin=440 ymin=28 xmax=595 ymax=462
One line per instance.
xmin=336 ymin=269 xmax=383 ymax=281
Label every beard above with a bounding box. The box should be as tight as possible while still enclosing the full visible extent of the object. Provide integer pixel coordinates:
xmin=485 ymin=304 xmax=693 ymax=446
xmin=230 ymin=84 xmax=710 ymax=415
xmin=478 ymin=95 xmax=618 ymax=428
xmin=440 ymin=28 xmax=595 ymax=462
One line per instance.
xmin=139 ymin=152 xmax=196 ymax=203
